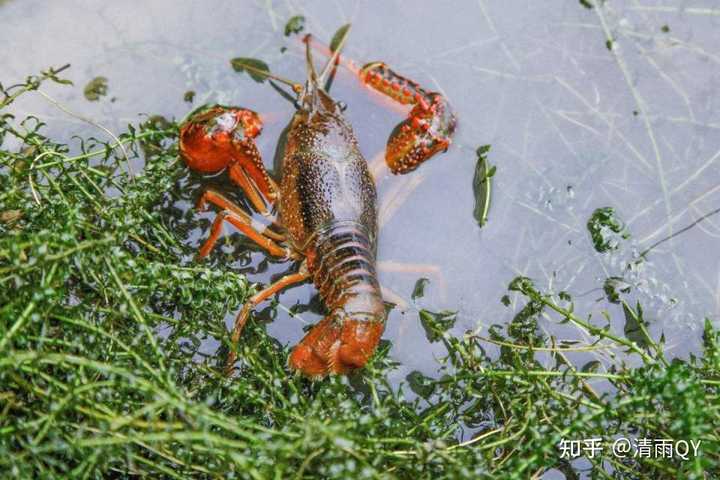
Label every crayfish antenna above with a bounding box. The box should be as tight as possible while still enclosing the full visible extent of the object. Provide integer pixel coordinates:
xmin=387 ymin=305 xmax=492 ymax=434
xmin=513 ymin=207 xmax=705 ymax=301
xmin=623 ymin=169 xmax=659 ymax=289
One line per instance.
xmin=299 ymin=33 xmax=321 ymax=107
xmin=317 ymin=24 xmax=351 ymax=88
xmin=299 ymin=25 xmax=352 ymax=106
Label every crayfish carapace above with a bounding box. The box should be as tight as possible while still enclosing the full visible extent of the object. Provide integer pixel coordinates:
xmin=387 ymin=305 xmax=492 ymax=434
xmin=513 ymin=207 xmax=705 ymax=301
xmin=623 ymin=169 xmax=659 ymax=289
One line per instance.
xmin=178 ymin=27 xmax=456 ymax=377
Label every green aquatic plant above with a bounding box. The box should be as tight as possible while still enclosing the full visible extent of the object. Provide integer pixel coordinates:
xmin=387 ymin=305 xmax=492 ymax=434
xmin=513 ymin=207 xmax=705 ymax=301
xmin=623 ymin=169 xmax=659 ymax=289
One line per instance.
xmin=284 ymin=15 xmax=306 ymax=36
xmin=229 ymin=57 xmax=272 ymax=83
xmin=83 ymin=76 xmax=108 ymax=102
xmin=1 ymin=67 xmax=718 ymax=479
xmin=587 ymin=206 xmax=630 ymax=253
xmin=472 ymin=145 xmax=494 ymax=228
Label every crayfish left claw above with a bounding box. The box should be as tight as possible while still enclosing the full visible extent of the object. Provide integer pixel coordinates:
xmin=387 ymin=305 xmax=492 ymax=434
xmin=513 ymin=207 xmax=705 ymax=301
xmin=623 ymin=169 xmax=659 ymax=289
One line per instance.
xmin=179 ymin=105 xmax=278 ymax=213
xmin=180 ymin=105 xmax=275 ymax=190
xmin=179 ymin=105 xmax=262 ymax=172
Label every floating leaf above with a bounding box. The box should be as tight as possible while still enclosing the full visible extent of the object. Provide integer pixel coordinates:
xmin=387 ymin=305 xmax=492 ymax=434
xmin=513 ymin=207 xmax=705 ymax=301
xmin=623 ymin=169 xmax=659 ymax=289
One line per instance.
xmin=419 ymin=309 xmax=456 ymax=342
xmin=580 ymin=0 xmax=607 ymax=9
xmin=284 ymin=15 xmax=305 ymax=36
xmin=230 ymin=57 xmax=271 ymax=83
xmin=587 ymin=207 xmax=630 ymax=253
xmin=83 ymin=76 xmax=108 ymax=101
xmin=183 ymin=90 xmax=195 ymax=103
xmin=411 ymin=277 xmax=429 ymax=300
xmin=472 ymin=145 xmax=493 ymax=227
xmin=329 ymin=24 xmax=351 ymax=53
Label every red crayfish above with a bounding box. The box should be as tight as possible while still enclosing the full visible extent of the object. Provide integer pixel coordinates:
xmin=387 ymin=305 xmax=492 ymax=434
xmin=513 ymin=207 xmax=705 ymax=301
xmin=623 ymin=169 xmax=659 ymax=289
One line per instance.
xmin=178 ymin=27 xmax=456 ymax=376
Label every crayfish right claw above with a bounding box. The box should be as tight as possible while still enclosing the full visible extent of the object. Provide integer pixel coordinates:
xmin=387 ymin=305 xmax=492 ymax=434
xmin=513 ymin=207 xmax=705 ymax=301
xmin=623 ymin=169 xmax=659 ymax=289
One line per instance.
xmin=385 ymin=93 xmax=457 ymax=174
xmin=358 ymin=62 xmax=456 ymax=173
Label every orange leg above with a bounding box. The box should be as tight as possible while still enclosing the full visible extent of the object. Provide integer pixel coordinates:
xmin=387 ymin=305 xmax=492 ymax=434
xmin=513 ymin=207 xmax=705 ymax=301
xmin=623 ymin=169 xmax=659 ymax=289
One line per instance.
xmin=225 ymin=265 xmax=311 ymax=374
xmin=198 ymin=209 xmax=292 ymax=259
xmin=228 ymin=162 xmax=279 ymax=218
xmin=197 ymin=188 xmax=284 ymax=241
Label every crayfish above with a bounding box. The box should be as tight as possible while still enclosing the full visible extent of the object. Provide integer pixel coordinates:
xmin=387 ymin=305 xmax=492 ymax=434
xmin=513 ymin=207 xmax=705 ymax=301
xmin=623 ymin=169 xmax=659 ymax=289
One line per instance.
xmin=178 ymin=27 xmax=456 ymax=376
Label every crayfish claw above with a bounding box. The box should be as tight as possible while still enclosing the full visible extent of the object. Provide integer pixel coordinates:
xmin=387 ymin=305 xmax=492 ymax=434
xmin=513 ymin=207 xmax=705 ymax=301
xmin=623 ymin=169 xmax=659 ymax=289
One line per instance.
xmin=179 ymin=105 xmax=263 ymax=173
xmin=385 ymin=93 xmax=456 ymax=174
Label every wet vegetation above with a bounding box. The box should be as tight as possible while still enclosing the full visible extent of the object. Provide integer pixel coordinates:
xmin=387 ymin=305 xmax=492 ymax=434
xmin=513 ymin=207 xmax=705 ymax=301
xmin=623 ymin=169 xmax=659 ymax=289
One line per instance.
xmin=1 ymin=68 xmax=719 ymax=479
xmin=586 ymin=207 xmax=630 ymax=254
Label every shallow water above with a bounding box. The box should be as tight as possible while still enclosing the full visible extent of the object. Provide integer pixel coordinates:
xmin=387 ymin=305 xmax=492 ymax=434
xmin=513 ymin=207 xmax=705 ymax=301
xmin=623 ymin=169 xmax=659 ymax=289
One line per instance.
xmin=3 ymin=1 xmax=719 ymax=386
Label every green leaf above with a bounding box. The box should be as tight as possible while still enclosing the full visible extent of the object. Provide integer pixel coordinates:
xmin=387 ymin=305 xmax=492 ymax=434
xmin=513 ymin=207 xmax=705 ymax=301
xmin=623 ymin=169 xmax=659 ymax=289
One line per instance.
xmin=42 ymin=64 xmax=73 ymax=86
xmin=476 ymin=144 xmax=490 ymax=156
xmin=472 ymin=144 xmax=493 ymax=227
xmin=581 ymin=360 xmax=601 ymax=373
xmin=49 ymin=77 xmax=73 ymax=86
xmin=508 ymin=276 xmax=534 ymax=294
xmin=406 ymin=370 xmax=436 ymax=398
xmin=284 ymin=15 xmax=305 ymax=36
xmin=411 ymin=278 xmax=429 ymax=300
xmin=419 ymin=309 xmax=456 ymax=342
xmin=622 ymin=301 xmax=650 ymax=348
xmin=586 ymin=207 xmax=630 ymax=253
xmin=83 ymin=76 xmax=108 ymax=101
xmin=603 ymin=276 xmax=631 ymax=304
xmin=230 ymin=57 xmax=271 ymax=83
xmin=329 ymin=24 xmax=351 ymax=53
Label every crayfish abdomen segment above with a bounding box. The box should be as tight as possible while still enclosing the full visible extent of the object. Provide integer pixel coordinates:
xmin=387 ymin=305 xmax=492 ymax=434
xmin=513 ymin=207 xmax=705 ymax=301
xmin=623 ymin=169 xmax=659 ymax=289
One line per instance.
xmin=289 ymin=222 xmax=386 ymax=376
xmin=311 ymin=222 xmax=381 ymax=310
